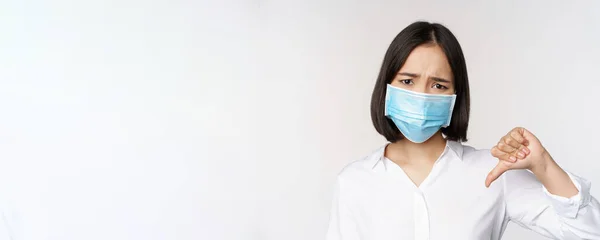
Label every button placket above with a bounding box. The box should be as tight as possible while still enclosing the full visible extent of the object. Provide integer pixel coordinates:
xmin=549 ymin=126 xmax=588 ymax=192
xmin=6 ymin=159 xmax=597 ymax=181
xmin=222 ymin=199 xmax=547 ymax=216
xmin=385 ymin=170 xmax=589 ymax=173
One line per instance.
xmin=413 ymin=190 xmax=429 ymax=240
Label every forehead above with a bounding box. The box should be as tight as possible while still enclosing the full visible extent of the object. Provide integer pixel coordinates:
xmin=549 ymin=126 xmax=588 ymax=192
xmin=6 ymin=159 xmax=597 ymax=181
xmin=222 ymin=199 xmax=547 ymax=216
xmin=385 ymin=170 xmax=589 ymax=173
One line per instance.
xmin=399 ymin=44 xmax=453 ymax=80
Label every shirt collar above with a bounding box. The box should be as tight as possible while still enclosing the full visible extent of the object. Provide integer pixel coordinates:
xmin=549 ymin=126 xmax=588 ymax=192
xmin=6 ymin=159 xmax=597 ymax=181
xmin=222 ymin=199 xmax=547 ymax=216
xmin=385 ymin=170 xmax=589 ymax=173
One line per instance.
xmin=367 ymin=140 xmax=464 ymax=171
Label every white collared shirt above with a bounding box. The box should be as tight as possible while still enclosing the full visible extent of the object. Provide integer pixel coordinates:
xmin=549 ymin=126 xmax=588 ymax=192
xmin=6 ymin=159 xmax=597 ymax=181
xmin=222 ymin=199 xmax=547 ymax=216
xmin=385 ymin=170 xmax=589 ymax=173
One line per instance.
xmin=326 ymin=141 xmax=600 ymax=240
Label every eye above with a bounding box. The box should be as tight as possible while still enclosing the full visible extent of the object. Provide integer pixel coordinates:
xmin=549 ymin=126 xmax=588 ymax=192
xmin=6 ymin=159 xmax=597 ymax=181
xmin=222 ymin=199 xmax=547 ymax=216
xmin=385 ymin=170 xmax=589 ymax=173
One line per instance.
xmin=399 ymin=79 xmax=413 ymax=85
xmin=432 ymin=83 xmax=448 ymax=90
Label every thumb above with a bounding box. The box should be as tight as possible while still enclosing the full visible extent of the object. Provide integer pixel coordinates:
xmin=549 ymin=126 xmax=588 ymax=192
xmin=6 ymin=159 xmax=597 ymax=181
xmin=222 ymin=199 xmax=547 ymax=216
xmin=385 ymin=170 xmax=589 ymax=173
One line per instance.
xmin=485 ymin=162 xmax=510 ymax=188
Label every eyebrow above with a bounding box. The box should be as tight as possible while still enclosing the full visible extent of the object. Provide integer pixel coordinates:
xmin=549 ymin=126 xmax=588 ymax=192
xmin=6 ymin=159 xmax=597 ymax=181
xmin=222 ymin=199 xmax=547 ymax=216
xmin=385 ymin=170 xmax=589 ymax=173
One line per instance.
xmin=397 ymin=72 xmax=451 ymax=83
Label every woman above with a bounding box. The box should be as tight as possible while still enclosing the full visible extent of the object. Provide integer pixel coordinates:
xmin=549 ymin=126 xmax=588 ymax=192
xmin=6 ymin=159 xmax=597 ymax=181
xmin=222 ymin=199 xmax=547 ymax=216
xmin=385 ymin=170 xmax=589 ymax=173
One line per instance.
xmin=326 ymin=21 xmax=600 ymax=240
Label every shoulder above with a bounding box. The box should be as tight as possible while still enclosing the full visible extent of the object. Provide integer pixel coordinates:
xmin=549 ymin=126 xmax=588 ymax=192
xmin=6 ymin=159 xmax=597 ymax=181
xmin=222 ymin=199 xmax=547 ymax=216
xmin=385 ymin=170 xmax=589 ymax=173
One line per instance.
xmin=332 ymin=145 xmax=387 ymax=201
xmin=335 ymin=145 xmax=385 ymax=183
xmin=459 ymin=143 xmax=497 ymax=170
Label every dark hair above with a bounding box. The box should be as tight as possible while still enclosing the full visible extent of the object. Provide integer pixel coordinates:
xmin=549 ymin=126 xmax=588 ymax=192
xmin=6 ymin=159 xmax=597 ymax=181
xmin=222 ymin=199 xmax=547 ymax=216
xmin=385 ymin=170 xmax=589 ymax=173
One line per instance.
xmin=370 ymin=21 xmax=470 ymax=142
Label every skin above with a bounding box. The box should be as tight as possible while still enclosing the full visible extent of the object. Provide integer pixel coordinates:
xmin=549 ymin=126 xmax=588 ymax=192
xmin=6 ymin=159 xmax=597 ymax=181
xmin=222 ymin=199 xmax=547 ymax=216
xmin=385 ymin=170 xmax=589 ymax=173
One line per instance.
xmin=385 ymin=43 xmax=578 ymax=198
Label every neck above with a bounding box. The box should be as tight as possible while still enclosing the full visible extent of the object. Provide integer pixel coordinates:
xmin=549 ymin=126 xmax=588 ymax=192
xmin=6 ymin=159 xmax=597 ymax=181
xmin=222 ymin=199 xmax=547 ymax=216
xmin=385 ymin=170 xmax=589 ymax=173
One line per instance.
xmin=386 ymin=132 xmax=447 ymax=165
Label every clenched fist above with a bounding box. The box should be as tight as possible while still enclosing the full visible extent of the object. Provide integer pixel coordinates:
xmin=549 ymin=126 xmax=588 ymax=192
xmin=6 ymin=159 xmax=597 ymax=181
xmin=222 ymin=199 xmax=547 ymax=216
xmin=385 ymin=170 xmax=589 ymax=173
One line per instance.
xmin=485 ymin=127 xmax=549 ymax=187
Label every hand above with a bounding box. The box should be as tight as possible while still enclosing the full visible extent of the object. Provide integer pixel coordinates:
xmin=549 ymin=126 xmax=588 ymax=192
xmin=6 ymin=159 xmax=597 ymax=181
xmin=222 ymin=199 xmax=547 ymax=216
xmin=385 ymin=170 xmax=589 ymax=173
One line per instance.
xmin=485 ymin=127 xmax=549 ymax=187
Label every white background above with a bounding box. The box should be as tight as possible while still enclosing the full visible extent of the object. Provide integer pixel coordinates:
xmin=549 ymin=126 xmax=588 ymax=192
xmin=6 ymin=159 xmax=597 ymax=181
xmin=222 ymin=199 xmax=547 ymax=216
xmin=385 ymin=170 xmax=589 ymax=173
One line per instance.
xmin=0 ymin=0 xmax=599 ymax=239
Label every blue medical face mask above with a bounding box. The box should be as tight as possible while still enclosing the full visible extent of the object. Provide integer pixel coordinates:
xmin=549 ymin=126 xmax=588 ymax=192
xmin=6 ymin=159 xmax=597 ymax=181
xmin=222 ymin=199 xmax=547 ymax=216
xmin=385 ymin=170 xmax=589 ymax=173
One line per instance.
xmin=384 ymin=84 xmax=457 ymax=143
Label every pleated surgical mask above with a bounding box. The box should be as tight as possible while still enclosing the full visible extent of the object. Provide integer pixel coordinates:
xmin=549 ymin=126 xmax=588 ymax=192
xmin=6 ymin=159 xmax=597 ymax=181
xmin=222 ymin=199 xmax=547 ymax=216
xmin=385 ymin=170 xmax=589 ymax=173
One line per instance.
xmin=384 ymin=84 xmax=456 ymax=143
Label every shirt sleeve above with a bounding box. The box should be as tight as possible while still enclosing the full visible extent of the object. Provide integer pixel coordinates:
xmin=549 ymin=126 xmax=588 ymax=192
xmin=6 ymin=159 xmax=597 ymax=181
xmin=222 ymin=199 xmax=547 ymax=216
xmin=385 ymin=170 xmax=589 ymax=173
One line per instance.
xmin=326 ymin=177 xmax=361 ymax=240
xmin=504 ymin=169 xmax=600 ymax=239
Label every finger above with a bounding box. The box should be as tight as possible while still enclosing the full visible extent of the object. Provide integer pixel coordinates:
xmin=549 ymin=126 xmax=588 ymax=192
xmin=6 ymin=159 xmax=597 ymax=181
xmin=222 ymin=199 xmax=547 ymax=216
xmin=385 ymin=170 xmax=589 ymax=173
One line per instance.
xmin=491 ymin=146 xmax=516 ymax=162
xmin=509 ymin=129 xmax=528 ymax=145
xmin=497 ymin=141 xmax=517 ymax=154
xmin=503 ymin=135 xmax=521 ymax=149
xmin=496 ymin=142 xmax=519 ymax=162
xmin=503 ymin=137 xmax=528 ymax=159
xmin=509 ymin=130 xmax=530 ymax=154
xmin=485 ymin=161 xmax=510 ymax=188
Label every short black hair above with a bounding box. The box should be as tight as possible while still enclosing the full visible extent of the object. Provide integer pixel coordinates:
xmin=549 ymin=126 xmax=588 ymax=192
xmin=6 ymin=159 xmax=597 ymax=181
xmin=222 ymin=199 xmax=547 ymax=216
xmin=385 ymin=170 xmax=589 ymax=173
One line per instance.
xmin=370 ymin=21 xmax=470 ymax=143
